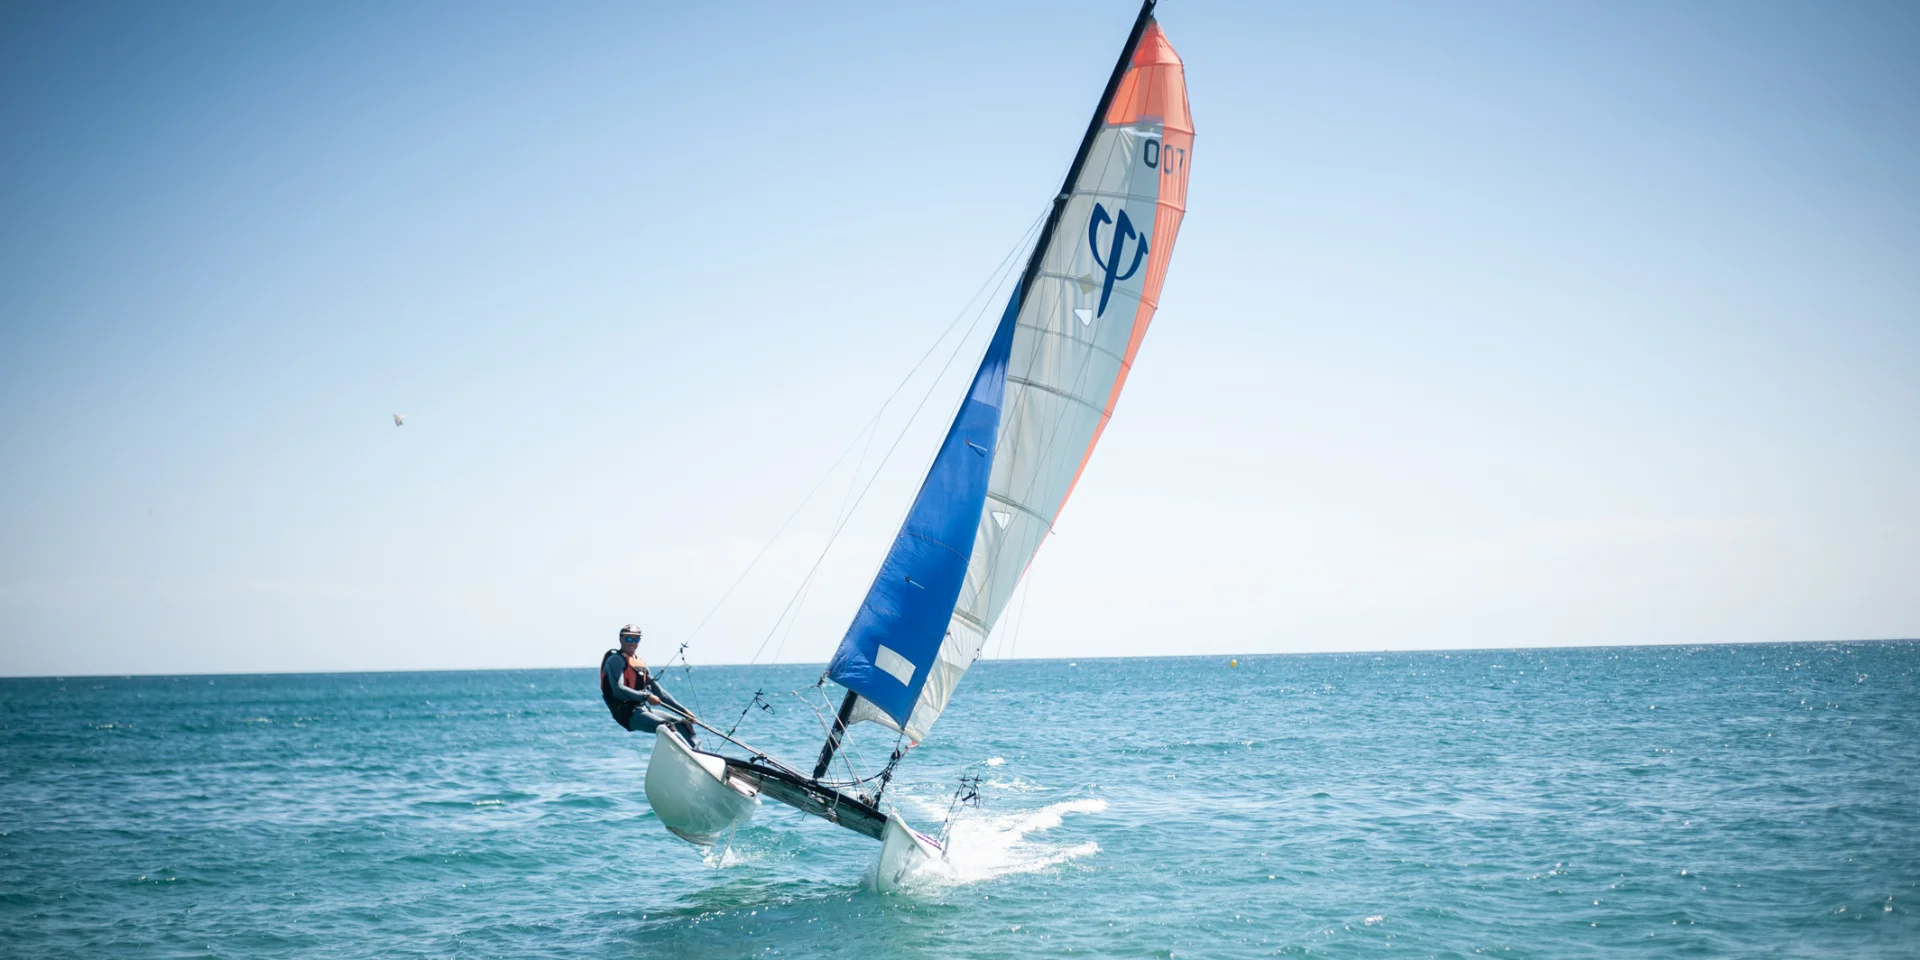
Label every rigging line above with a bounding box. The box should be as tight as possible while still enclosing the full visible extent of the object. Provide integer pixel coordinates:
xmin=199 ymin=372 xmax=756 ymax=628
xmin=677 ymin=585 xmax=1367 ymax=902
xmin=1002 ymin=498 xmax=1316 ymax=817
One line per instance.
xmin=994 ymin=565 xmax=1032 ymax=660
xmin=832 ymin=370 xmax=886 ymax=530
xmin=681 ymin=207 xmax=1048 ymax=658
xmin=726 ymin=688 xmax=771 ymax=739
xmin=762 ymin=404 xmax=882 ymax=670
xmin=746 ymin=208 xmax=1046 ymax=669
xmin=835 ymin=705 xmax=875 ymax=786
xmin=799 ymin=686 xmax=868 ymax=787
xmin=681 ymin=716 xmax=807 ymax=780
xmin=871 ymin=731 xmax=908 ymax=803
xmin=765 ymin=554 xmax=826 ymax=666
xmin=778 ymin=684 xmax=906 ymax=791
xmin=745 ymin=209 xmax=1044 ymax=668
xmin=658 ymin=640 xmax=705 ymax=718
xmin=676 ymin=413 xmax=882 ymax=652
xmin=783 ymin=689 xmax=872 ymax=788
xmin=789 ymin=689 xmax=838 ymax=754
xmin=1010 ymin=559 xmax=1036 ymax=660
xmin=681 ymin=657 xmax=704 ymax=719
xmin=819 ymin=748 xmax=900 ymax=788
xmin=761 ymin=377 xmax=887 ymax=667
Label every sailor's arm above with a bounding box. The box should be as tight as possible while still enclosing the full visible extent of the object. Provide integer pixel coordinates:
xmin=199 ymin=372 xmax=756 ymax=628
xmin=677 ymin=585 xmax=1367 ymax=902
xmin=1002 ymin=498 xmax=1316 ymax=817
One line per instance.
xmin=650 ymin=683 xmax=693 ymax=719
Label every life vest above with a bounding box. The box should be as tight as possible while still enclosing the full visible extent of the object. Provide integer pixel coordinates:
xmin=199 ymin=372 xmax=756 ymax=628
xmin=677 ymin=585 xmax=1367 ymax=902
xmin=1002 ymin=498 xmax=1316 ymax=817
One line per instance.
xmin=599 ymin=649 xmax=650 ymax=728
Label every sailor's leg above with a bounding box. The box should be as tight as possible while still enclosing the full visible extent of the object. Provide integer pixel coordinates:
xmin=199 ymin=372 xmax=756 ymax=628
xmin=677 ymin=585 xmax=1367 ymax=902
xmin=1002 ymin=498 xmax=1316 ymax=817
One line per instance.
xmin=626 ymin=708 xmax=696 ymax=745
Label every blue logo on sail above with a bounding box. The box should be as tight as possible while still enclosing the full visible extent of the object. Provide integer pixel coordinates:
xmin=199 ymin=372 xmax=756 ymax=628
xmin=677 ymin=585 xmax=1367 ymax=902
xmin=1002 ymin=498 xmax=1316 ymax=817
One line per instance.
xmin=1088 ymin=202 xmax=1148 ymax=318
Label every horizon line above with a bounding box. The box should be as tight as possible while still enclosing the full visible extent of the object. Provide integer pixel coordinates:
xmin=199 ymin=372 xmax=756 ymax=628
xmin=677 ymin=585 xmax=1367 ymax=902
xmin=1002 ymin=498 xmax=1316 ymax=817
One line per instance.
xmin=3 ymin=636 xmax=1912 ymax=682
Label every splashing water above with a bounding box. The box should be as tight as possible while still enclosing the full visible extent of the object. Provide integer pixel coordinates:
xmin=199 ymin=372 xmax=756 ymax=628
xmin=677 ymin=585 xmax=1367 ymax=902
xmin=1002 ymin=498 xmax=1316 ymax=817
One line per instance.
xmin=886 ymin=798 xmax=1107 ymax=891
xmin=702 ymin=843 xmax=753 ymax=868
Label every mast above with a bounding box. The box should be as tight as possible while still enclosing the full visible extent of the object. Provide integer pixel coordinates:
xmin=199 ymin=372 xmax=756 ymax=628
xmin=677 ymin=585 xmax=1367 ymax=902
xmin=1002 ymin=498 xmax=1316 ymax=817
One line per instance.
xmin=813 ymin=686 xmax=860 ymax=779
xmin=812 ymin=0 xmax=1160 ymax=782
xmin=1011 ymin=0 xmax=1158 ymax=317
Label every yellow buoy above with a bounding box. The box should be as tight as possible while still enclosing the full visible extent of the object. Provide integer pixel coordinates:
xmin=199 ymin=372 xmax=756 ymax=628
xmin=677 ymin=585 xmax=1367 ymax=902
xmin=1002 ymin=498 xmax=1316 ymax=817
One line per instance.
xmin=1229 ymin=658 xmax=1237 ymax=668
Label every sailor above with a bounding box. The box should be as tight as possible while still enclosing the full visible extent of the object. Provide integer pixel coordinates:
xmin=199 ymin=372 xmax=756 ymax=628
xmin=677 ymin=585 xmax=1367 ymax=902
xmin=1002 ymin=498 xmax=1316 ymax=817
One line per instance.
xmin=600 ymin=625 xmax=698 ymax=743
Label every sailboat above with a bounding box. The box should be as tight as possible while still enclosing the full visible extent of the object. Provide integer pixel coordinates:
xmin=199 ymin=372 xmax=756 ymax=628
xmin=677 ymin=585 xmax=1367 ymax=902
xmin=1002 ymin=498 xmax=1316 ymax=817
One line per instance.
xmin=642 ymin=0 xmax=1192 ymax=891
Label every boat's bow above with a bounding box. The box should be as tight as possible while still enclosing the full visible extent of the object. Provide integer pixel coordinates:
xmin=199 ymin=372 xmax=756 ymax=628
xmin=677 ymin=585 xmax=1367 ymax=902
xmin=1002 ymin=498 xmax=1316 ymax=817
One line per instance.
xmin=875 ymin=811 xmax=945 ymax=892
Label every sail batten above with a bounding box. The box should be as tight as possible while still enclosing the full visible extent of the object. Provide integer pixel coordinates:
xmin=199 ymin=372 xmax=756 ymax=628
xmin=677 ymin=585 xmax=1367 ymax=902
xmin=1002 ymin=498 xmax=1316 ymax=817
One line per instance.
xmin=1005 ymin=377 xmax=1110 ymax=415
xmin=984 ymin=492 xmax=1052 ymax=526
xmin=825 ymin=2 xmax=1191 ymax=745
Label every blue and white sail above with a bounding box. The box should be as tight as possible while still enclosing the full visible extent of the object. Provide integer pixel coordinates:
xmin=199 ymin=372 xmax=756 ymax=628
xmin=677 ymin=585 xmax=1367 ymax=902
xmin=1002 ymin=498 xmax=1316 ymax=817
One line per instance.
xmin=823 ymin=296 xmax=1018 ymax=728
xmin=826 ymin=11 xmax=1193 ymax=744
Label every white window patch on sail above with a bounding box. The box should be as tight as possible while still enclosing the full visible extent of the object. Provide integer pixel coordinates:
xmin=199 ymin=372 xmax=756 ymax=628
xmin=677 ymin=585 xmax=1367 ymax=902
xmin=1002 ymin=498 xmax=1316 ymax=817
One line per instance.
xmin=991 ymin=510 xmax=1011 ymax=529
xmin=873 ymin=645 xmax=915 ymax=685
xmin=1074 ymin=307 xmax=1093 ymax=326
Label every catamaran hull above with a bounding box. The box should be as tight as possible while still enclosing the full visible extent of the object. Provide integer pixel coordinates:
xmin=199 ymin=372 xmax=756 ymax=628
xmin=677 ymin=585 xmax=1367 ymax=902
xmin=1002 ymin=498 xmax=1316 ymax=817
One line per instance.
xmin=874 ymin=811 xmax=944 ymax=892
xmin=643 ymin=728 xmax=758 ymax=845
xmin=646 ymin=741 xmax=942 ymax=893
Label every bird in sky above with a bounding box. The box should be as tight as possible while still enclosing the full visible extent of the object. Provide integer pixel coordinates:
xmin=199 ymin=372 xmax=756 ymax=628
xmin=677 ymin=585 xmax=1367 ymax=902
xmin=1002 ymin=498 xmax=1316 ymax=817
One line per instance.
xmin=393 ymin=414 xmax=406 ymax=427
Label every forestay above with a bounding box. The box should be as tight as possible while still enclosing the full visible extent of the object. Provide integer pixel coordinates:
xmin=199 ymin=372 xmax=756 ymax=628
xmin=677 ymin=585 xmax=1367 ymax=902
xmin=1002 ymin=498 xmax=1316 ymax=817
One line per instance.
xmin=827 ymin=13 xmax=1193 ymax=744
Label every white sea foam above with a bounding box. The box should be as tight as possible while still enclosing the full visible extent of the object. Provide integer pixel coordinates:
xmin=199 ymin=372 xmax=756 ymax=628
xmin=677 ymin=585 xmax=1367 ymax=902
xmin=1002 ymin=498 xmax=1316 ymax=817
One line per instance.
xmin=703 ymin=842 xmax=755 ymax=868
xmin=983 ymin=776 xmax=1044 ymax=793
xmin=888 ymin=798 xmax=1107 ymax=891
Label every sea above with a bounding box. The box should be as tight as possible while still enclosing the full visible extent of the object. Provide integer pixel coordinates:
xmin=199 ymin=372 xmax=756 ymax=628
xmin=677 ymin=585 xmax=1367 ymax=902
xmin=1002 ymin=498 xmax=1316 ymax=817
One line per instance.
xmin=2 ymin=642 xmax=1915 ymax=959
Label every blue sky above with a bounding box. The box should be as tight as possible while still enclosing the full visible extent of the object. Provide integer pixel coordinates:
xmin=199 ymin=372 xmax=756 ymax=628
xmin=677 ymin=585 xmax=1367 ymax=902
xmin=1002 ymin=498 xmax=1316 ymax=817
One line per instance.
xmin=2 ymin=1 xmax=1915 ymax=677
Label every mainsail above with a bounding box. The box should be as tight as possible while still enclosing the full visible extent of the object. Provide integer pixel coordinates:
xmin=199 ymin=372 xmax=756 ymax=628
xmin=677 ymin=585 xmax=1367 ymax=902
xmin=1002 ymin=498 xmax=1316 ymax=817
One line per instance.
xmin=825 ymin=1 xmax=1193 ymax=746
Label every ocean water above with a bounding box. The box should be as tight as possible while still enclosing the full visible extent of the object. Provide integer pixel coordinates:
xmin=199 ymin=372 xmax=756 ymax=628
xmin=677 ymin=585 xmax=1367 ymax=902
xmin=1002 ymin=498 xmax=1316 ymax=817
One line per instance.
xmin=2 ymin=642 xmax=1916 ymax=958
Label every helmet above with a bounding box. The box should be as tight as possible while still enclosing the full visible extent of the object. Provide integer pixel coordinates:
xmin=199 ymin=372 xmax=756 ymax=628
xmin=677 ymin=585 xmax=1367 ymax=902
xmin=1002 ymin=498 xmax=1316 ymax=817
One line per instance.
xmin=618 ymin=624 xmax=642 ymax=644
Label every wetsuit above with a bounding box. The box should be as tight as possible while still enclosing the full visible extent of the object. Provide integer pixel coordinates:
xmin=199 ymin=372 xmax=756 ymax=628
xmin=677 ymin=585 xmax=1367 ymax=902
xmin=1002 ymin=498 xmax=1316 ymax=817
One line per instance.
xmin=600 ymin=650 xmax=696 ymax=742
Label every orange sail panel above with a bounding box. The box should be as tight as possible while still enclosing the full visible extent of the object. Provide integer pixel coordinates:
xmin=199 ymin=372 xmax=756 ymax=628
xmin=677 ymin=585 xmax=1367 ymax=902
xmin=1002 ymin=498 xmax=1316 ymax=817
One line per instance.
xmin=1072 ymin=20 xmax=1192 ymax=505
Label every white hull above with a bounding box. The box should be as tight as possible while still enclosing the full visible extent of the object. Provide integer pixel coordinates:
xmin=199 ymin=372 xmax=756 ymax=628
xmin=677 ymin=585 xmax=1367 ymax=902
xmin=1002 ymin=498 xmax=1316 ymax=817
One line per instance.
xmin=874 ymin=811 xmax=944 ymax=892
xmin=643 ymin=728 xmax=757 ymax=845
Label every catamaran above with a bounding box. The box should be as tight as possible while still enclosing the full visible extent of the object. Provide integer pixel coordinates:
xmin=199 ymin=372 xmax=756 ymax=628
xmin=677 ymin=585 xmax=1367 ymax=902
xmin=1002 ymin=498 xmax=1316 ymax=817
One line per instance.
xmin=642 ymin=0 xmax=1192 ymax=891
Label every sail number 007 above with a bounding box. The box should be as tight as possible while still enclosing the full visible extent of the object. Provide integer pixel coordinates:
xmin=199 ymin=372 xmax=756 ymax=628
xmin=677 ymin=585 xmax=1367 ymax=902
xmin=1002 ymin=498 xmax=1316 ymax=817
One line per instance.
xmin=1142 ymin=139 xmax=1185 ymax=175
